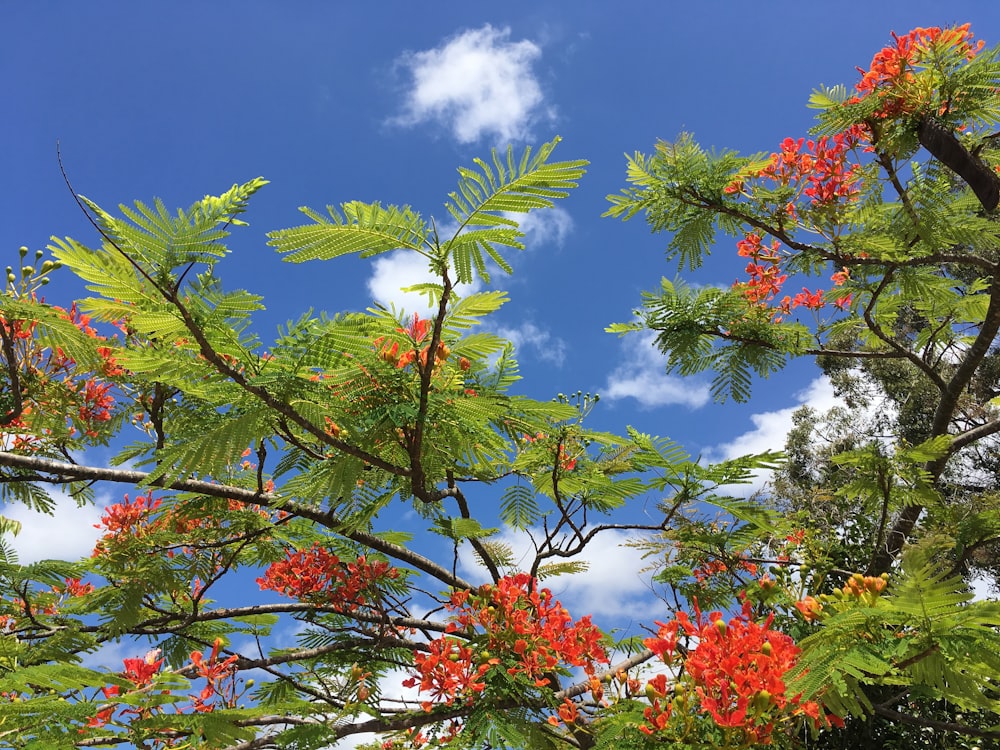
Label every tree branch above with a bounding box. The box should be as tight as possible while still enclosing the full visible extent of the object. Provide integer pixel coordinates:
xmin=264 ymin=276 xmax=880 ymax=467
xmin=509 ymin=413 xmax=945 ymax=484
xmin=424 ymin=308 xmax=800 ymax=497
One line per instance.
xmin=873 ymin=703 xmax=1000 ymax=741
xmin=0 ymin=450 xmax=472 ymax=591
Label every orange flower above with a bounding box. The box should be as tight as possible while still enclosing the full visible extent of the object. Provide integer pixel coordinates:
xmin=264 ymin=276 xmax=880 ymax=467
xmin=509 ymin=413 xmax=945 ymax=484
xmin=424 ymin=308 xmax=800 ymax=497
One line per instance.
xmin=795 ymin=595 xmax=824 ymax=622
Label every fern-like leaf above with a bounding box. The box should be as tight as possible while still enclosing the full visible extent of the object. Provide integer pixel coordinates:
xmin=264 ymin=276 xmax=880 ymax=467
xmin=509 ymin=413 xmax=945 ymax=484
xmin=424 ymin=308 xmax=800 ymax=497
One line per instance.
xmin=499 ymin=483 xmax=541 ymax=530
xmin=442 ymin=137 xmax=587 ymax=283
xmin=268 ymin=202 xmax=429 ymax=263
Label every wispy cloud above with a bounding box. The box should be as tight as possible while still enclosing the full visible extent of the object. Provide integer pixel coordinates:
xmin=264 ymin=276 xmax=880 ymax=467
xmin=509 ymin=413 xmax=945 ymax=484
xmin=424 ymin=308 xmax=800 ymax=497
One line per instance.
xmin=603 ymin=332 xmax=710 ymax=409
xmin=391 ymin=25 xmax=553 ymax=144
xmin=494 ymin=321 xmax=566 ymax=366
xmin=511 ymin=207 xmax=573 ymax=249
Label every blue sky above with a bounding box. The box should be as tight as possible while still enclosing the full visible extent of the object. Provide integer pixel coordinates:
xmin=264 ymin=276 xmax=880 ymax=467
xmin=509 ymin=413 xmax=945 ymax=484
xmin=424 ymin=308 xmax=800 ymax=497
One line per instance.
xmin=3 ymin=0 xmax=1000 ymax=689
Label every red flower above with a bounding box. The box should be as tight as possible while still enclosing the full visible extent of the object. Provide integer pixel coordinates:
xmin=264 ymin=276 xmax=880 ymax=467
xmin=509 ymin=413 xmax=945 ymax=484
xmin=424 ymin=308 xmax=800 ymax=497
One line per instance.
xmin=791 ymin=288 xmax=825 ymax=311
xmin=86 ymin=685 xmax=120 ymax=728
xmin=57 ymin=577 xmax=94 ymax=597
xmin=830 ymin=267 xmax=850 ymax=286
xmin=257 ymin=546 xmax=398 ymax=611
xmin=407 ymin=574 xmax=608 ymax=711
xmin=122 ymin=648 xmax=163 ymax=687
xmin=834 ymin=293 xmax=853 ymax=310
xmin=853 ymin=26 xmax=984 ymax=118
xmin=648 ymin=599 xmax=837 ymax=741
xmin=189 ymin=639 xmax=239 ymax=713
xmin=402 ymin=637 xmax=488 ymax=710
xmin=399 ymin=313 xmax=431 ymax=342
xmin=94 ymin=492 xmax=162 ymax=541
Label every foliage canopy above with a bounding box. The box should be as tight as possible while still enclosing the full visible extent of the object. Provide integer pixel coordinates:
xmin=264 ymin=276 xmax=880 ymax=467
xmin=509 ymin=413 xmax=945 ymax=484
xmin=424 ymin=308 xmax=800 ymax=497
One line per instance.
xmin=1 ymin=25 xmax=1000 ymax=750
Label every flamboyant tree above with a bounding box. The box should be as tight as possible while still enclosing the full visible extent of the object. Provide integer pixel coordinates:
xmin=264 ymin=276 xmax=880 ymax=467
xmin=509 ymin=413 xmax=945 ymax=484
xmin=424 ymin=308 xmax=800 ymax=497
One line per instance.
xmin=608 ymin=23 xmax=1000 ymax=746
xmin=0 ymin=25 xmax=999 ymax=750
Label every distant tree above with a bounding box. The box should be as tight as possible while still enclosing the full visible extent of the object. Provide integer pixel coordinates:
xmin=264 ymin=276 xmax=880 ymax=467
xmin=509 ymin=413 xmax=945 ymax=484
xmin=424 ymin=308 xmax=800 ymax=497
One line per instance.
xmin=609 ymin=24 xmax=1000 ymax=747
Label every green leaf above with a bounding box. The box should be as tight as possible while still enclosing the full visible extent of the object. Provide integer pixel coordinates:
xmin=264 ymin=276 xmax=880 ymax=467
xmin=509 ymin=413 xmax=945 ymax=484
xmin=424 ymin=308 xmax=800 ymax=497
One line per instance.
xmin=442 ymin=137 xmax=587 ymax=283
xmin=268 ymin=201 xmax=429 ymax=263
xmin=499 ymin=484 xmax=541 ymax=530
xmin=431 ymin=517 xmax=499 ymax=541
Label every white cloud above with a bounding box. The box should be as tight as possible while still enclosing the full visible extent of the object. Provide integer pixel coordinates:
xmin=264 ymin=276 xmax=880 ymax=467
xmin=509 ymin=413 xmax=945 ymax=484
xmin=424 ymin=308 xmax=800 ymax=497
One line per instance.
xmin=706 ymin=377 xmax=840 ymax=462
xmin=459 ymin=528 xmax=663 ymax=621
xmin=367 ymin=250 xmax=482 ymax=315
xmin=392 ymin=25 xmax=552 ymax=144
xmin=702 ymin=376 xmax=843 ymax=495
xmin=511 ymin=207 xmax=573 ymax=249
xmin=4 ymin=491 xmax=105 ymax=564
xmin=494 ymin=322 xmax=565 ymax=366
xmin=603 ymin=332 xmax=710 ymax=409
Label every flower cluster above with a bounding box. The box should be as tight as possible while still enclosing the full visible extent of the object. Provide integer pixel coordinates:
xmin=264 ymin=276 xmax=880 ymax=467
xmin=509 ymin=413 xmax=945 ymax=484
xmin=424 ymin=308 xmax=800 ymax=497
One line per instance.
xmin=404 ymin=637 xmax=490 ymax=711
xmin=640 ymin=673 xmax=673 ymax=735
xmin=55 ymin=303 xmax=122 ymax=437
xmin=643 ymin=599 xmax=840 ymax=741
xmin=728 ymin=131 xmax=864 ymax=208
xmin=853 ymin=25 xmax=984 ymax=117
xmin=0 ymin=296 xmax=124 ymax=447
xmin=85 ymin=640 xmax=243 ymax=733
xmin=256 ymin=545 xmax=399 ymax=611
xmin=727 ymin=129 xmax=864 ymax=314
xmin=375 ymin=313 xmax=451 ymax=371
xmin=404 ymin=574 xmax=608 ymax=712
xmin=189 ymin=638 xmax=240 ymax=713
xmin=797 ymin=572 xmax=889 ymax=622
xmin=94 ymin=491 xmax=163 ymax=542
